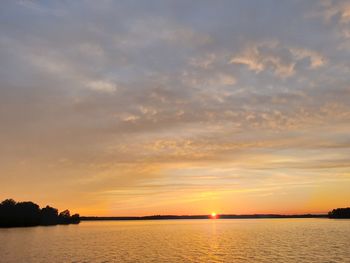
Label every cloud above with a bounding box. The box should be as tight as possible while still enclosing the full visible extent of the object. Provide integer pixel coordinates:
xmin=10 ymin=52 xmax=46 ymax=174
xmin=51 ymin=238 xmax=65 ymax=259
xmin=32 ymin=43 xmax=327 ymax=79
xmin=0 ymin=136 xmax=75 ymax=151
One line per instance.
xmin=310 ymin=0 xmax=350 ymax=44
xmin=86 ymin=80 xmax=117 ymax=93
xmin=316 ymin=0 xmax=350 ymax=24
xmin=0 ymin=0 xmax=349 ymax=214
xmin=229 ymin=41 xmax=326 ymax=77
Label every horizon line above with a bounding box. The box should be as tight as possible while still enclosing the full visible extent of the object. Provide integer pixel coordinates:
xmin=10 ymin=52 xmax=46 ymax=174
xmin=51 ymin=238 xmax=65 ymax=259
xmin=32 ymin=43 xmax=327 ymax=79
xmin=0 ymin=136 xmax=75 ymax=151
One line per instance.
xmin=80 ymin=213 xmax=329 ymax=219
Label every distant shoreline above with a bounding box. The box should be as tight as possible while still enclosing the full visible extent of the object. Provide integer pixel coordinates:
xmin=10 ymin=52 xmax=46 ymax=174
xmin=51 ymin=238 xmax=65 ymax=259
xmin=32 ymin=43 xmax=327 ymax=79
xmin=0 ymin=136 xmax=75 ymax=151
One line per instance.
xmin=81 ymin=214 xmax=329 ymax=221
xmin=2 ymin=198 xmax=349 ymax=228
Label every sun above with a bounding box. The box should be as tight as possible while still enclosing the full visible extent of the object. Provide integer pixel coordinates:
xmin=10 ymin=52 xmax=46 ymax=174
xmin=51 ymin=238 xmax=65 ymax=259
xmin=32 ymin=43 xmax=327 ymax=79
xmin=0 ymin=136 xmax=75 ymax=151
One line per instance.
xmin=211 ymin=212 xmax=217 ymax=219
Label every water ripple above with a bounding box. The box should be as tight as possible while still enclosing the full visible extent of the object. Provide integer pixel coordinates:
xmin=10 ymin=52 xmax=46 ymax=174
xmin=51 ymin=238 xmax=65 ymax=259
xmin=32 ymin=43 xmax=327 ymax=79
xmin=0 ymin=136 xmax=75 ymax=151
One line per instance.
xmin=0 ymin=219 xmax=349 ymax=262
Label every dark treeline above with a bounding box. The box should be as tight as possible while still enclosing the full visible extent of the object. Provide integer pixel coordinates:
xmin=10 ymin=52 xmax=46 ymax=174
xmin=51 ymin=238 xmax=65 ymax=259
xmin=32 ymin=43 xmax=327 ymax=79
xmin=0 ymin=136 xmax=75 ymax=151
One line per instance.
xmin=81 ymin=214 xmax=328 ymax=221
xmin=0 ymin=199 xmax=80 ymax=228
xmin=328 ymin=207 xmax=350 ymax=219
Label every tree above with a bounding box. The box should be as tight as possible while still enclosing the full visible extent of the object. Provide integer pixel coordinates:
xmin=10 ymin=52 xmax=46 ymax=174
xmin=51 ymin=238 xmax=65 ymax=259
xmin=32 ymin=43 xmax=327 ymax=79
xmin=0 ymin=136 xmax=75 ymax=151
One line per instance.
xmin=0 ymin=199 xmax=80 ymax=227
xmin=328 ymin=207 xmax=350 ymax=218
xmin=15 ymin=201 xmax=41 ymax=226
xmin=59 ymin=209 xmax=71 ymax=224
xmin=71 ymin=213 xmax=80 ymax=224
xmin=41 ymin=206 xmax=59 ymax=225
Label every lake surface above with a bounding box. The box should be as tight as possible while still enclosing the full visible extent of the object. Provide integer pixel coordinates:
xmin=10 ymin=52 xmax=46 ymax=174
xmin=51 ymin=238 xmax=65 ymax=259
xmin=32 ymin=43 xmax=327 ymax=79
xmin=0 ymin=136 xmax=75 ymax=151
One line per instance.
xmin=0 ymin=219 xmax=349 ymax=262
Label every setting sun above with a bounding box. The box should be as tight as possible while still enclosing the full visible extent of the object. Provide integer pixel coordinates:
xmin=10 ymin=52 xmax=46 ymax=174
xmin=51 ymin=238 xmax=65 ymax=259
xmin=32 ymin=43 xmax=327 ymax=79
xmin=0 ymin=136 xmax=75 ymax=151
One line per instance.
xmin=211 ymin=212 xmax=217 ymax=219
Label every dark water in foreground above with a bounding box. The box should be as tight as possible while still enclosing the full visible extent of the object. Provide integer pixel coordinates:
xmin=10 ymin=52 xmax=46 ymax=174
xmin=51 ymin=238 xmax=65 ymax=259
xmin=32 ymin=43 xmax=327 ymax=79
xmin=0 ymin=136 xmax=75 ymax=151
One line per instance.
xmin=0 ymin=219 xmax=349 ymax=262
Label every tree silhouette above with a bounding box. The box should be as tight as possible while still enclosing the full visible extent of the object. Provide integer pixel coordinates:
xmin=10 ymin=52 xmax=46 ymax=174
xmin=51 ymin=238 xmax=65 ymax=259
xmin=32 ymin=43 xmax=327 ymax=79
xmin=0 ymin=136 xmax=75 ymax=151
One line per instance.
xmin=328 ymin=207 xmax=350 ymax=218
xmin=41 ymin=206 xmax=59 ymax=225
xmin=0 ymin=199 xmax=80 ymax=228
xmin=59 ymin=209 xmax=71 ymax=224
xmin=15 ymin=201 xmax=41 ymax=226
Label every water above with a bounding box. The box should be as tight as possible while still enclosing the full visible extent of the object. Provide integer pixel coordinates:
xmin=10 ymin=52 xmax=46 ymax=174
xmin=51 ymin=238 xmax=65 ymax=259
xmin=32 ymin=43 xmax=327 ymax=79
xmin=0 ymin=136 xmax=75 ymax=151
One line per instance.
xmin=0 ymin=219 xmax=349 ymax=262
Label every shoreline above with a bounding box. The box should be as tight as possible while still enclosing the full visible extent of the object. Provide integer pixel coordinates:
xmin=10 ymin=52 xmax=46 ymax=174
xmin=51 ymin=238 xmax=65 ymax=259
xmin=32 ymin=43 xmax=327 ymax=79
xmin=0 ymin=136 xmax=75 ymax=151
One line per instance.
xmin=80 ymin=214 xmax=329 ymax=221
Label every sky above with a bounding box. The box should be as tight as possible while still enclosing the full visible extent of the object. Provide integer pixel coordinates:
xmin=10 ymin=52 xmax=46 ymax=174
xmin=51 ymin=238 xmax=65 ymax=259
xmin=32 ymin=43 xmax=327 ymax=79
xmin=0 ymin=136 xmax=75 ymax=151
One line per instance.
xmin=1 ymin=0 xmax=350 ymax=216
